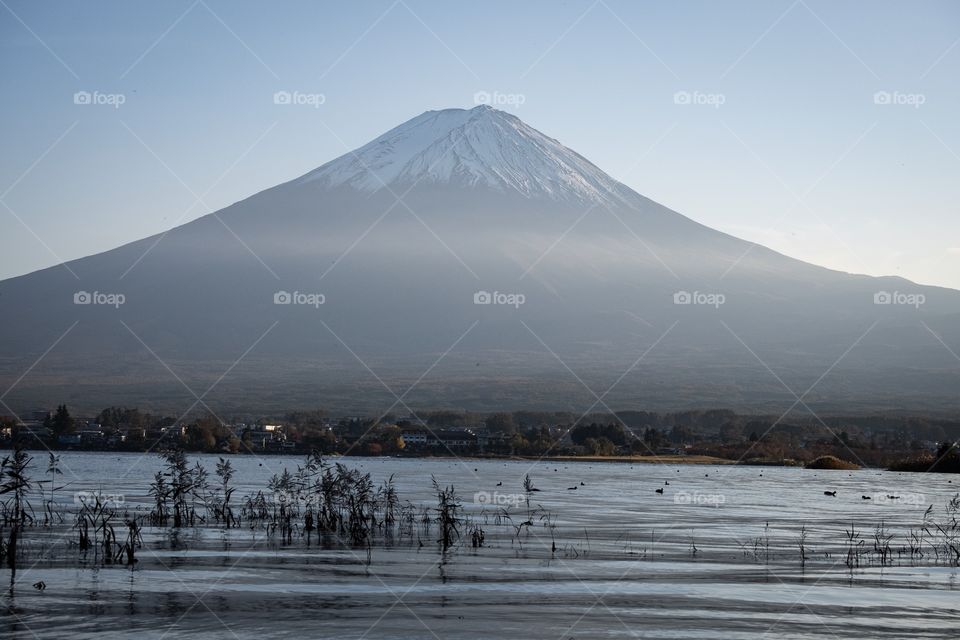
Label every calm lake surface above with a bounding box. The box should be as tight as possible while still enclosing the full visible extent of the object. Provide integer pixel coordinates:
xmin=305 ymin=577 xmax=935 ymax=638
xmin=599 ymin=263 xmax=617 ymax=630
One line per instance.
xmin=2 ymin=452 xmax=959 ymax=639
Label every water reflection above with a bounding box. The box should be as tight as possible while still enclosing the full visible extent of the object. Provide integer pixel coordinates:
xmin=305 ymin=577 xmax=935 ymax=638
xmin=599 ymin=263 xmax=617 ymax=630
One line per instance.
xmin=1 ymin=454 xmax=958 ymax=638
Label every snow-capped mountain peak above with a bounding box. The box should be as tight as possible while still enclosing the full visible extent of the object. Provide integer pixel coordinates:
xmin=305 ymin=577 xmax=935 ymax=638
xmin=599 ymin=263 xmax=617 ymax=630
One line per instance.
xmin=299 ymin=105 xmax=631 ymax=205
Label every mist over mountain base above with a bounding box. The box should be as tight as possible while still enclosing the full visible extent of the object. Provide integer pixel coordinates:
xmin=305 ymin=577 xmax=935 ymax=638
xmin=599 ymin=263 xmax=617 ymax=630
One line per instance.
xmin=4 ymin=341 xmax=958 ymax=416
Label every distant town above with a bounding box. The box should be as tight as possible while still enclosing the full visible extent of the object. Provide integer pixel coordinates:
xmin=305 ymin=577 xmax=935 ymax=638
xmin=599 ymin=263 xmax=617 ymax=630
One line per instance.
xmin=1 ymin=405 xmax=958 ymax=471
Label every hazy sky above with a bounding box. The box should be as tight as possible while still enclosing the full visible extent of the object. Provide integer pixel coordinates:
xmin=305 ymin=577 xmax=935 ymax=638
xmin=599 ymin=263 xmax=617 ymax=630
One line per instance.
xmin=2 ymin=0 xmax=958 ymax=288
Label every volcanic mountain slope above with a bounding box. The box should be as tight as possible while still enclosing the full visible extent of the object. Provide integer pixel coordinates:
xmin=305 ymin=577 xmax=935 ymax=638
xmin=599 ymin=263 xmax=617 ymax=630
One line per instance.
xmin=2 ymin=105 xmax=959 ymax=414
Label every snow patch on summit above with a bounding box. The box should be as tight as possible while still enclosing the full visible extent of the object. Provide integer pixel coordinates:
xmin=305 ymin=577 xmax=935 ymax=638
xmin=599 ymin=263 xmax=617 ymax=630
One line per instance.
xmin=300 ymin=106 xmax=633 ymax=205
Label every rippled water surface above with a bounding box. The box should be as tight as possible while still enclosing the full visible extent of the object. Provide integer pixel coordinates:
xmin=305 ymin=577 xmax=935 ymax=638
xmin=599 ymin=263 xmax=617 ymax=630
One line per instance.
xmin=2 ymin=452 xmax=959 ymax=639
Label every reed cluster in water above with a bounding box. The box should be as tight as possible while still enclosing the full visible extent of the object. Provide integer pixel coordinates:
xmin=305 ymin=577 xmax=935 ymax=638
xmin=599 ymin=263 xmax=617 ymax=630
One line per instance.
xmin=1 ymin=445 xmax=960 ymax=580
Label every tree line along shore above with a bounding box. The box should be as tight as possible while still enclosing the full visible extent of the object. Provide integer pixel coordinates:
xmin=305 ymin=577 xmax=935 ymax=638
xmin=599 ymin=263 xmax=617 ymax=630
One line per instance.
xmin=2 ymin=405 xmax=959 ymax=472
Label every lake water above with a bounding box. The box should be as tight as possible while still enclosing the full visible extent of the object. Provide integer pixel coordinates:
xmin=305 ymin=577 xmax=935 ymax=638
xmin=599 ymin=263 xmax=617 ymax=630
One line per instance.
xmin=2 ymin=452 xmax=959 ymax=639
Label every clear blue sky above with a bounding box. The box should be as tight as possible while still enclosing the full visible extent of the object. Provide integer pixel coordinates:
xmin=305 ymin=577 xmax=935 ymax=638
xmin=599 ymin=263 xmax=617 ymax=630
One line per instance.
xmin=2 ymin=0 xmax=958 ymax=287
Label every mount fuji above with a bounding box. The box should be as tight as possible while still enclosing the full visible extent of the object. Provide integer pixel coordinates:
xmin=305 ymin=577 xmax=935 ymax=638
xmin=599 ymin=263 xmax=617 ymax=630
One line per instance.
xmin=299 ymin=105 xmax=634 ymax=204
xmin=2 ymin=105 xmax=959 ymax=415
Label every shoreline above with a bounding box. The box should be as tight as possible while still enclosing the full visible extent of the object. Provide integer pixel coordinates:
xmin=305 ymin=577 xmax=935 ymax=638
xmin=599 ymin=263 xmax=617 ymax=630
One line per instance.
xmin=517 ymin=454 xmax=736 ymax=465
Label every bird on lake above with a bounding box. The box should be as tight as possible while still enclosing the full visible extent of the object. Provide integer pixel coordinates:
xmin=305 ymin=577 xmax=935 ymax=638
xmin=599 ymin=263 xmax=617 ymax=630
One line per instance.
xmin=862 ymin=495 xmax=871 ymax=500
xmin=824 ymin=490 xmax=837 ymax=496
xmin=664 ymin=480 xmax=670 ymax=485
xmin=495 ymin=481 xmax=502 ymax=486
xmin=567 ymin=486 xmax=577 ymax=490
xmin=580 ymin=481 xmax=585 ymax=486
xmin=32 ymin=581 xmax=45 ymax=590
xmin=655 ymin=488 xmax=664 ymax=494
